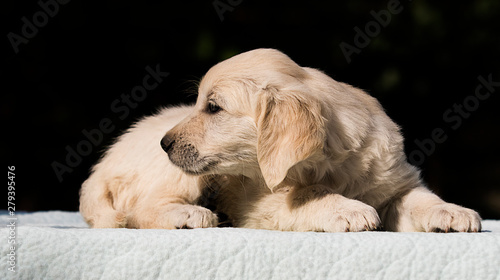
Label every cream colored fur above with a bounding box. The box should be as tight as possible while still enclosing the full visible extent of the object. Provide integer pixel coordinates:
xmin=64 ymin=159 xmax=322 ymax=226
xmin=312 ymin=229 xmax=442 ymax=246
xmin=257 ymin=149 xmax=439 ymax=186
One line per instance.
xmin=79 ymin=106 xmax=218 ymax=229
xmin=80 ymin=48 xmax=481 ymax=232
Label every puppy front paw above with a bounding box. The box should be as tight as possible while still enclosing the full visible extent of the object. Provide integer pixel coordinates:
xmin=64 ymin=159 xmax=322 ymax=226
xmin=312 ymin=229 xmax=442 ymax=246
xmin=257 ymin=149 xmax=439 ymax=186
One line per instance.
xmin=423 ymin=203 xmax=481 ymax=232
xmin=170 ymin=205 xmax=218 ymax=229
xmin=323 ymin=200 xmax=381 ymax=232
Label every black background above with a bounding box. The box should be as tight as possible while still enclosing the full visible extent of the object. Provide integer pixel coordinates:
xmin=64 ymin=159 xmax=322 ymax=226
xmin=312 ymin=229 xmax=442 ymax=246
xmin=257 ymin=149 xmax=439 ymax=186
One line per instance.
xmin=3 ymin=0 xmax=500 ymax=219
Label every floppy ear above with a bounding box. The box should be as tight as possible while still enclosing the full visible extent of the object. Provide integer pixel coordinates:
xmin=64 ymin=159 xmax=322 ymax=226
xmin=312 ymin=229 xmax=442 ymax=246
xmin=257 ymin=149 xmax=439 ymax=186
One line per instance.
xmin=256 ymin=89 xmax=325 ymax=190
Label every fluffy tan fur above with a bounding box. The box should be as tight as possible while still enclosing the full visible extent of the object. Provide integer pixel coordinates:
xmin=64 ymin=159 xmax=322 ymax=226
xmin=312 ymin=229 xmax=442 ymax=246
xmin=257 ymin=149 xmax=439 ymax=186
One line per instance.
xmin=80 ymin=49 xmax=481 ymax=232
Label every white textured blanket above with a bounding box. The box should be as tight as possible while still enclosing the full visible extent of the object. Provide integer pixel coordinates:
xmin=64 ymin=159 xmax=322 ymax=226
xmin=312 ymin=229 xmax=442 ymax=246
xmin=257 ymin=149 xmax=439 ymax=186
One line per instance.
xmin=1 ymin=211 xmax=499 ymax=280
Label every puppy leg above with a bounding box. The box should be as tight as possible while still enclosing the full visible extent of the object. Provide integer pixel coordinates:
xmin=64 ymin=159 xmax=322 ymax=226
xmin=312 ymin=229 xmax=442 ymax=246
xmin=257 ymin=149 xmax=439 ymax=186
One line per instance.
xmin=288 ymin=185 xmax=381 ymax=232
xmin=383 ymin=186 xmax=482 ymax=232
xmin=241 ymin=185 xmax=381 ymax=232
xmin=79 ymin=179 xmax=127 ymax=228
xmin=131 ymin=203 xmax=218 ymax=229
xmin=111 ymin=172 xmax=220 ymax=229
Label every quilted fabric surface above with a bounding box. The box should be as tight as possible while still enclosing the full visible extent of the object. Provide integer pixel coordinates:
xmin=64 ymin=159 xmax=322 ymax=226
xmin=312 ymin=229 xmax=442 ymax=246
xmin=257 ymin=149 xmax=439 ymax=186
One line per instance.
xmin=1 ymin=211 xmax=499 ymax=280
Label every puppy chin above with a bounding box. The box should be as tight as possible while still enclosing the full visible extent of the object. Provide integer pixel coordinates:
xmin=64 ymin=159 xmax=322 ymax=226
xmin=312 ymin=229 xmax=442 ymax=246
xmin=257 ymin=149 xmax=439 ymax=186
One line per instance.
xmin=170 ymin=156 xmax=220 ymax=176
xmin=180 ymin=160 xmax=258 ymax=179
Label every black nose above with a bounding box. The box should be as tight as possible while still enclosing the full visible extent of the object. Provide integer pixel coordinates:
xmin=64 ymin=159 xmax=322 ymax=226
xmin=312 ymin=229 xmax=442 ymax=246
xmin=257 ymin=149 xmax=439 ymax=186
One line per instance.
xmin=160 ymin=135 xmax=174 ymax=153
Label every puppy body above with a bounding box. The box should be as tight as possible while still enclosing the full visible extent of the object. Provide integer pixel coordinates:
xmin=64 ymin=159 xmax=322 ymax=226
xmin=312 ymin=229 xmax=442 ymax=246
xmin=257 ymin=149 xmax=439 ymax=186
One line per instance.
xmin=162 ymin=49 xmax=481 ymax=232
xmin=193 ymin=66 xmax=425 ymax=232
xmin=79 ymin=106 xmax=218 ymax=229
xmin=81 ymin=48 xmax=481 ymax=232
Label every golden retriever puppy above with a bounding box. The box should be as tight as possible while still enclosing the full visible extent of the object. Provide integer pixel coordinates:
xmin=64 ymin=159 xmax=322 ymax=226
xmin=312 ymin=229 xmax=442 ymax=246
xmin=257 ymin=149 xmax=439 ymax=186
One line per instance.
xmin=160 ymin=48 xmax=481 ymax=232
xmin=80 ymin=48 xmax=481 ymax=232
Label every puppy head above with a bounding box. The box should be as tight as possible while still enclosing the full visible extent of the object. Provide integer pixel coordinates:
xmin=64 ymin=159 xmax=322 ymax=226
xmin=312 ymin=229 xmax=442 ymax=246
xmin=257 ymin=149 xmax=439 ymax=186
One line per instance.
xmin=161 ymin=49 xmax=325 ymax=189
